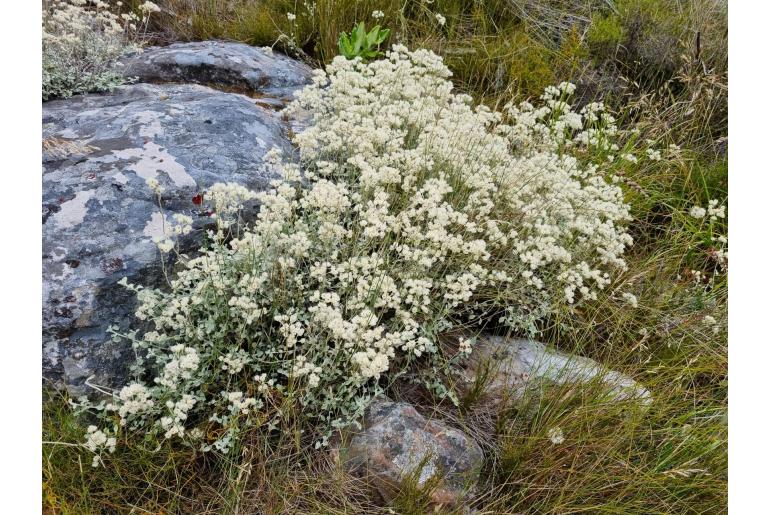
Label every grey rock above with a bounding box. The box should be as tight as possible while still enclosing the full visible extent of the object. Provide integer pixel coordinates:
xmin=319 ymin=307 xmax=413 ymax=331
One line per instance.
xmin=116 ymin=41 xmax=313 ymax=101
xmin=42 ymin=82 xmax=297 ymax=394
xmin=461 ymin=335 xmax=650 ymax=406
xmin=340 ymin=398 xmax=483 ymax=508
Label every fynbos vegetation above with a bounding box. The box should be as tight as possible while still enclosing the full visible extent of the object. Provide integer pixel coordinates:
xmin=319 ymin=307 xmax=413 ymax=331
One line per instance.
xmin=42 ymin=1 xmax=727 ymax=513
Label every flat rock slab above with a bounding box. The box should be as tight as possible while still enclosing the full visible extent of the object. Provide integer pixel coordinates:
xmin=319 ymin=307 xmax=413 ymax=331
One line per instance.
xmin=461 ymin=335 xmax=650 ymax=406
xmin=340 ymin=399 xmax=483 ymax=508
xmin=116 ymin=41 xmax=313 ymax=100
xmin=42 ymin=82 xmax=294 ymax=393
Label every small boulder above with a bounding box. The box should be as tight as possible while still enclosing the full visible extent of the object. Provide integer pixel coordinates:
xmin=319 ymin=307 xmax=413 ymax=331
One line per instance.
xmin=116 ymin=41 xmax=313 ymax=100
xmin=339 ymin=398 xmax=483 ymax=508
xmin=460 ymin=335 xmax=650 ymax=406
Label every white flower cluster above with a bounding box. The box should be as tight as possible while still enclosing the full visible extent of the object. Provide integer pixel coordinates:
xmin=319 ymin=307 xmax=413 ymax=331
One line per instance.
xmin=152 ymin=213 xmax=193 ymax=254
xmin=703 ymin=315 xmax=719 ymax=333
xmin=292 ymin=355 xmax=323 ymax=388
xmin=42 ymin=0 xmax=154 ymax=100
xmin=458 ymin=337 xmax=473 ymax=356
xmin=114 ymin=382 xmax=154 ymax=424
xmin=156 ymin=345 xmax=200 ymax=388
xmin=84 ymin=425 xmax=116 ymax=467
xmin=621 ymin=292 xmax=638 ymax=308
xmin=160 ymin=394 xmax=196 ymax=439
xmin=688 ymin=199 xmax=728 ymax=272
xmin=690 ymin=199 xmax=726 ymax=222
xmin=646 ymin=148 xmax=662 ymax=161
xmin=226 ymin=391 xmax=258 ymax=415
xmin=219 ymin=348 xmax=251 ymax=374
xmin=206 ymin=182 xmax=258 ymax=229
xmin=87 ymin=46 xmax=634 ymax=459
xmin=706 ymin=199 xmax=726 ymax=221
xmin=138 ymin=1 xmax=161 ymax=15
xmin=689 ymin=206 xmax=707 ymax=219
xmin=145 ymin=177 xmax=165 ymax=195
xmin=547 ymin=426 xmax=565 ymax=445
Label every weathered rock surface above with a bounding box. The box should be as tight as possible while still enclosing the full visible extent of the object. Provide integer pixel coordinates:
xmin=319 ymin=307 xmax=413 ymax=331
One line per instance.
xmin=42 ymin=82 xmax=297 ymax=393
xmin=461 ymin=335 xmax=650 ymax=406
xmin=340 ymin=399 xmax=483 ymax=508
xmin=116 ymin=41 xmax=313 ymax=101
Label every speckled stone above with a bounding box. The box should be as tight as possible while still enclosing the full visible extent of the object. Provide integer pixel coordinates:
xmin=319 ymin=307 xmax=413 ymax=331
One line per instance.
xmin=116 ymin=41 xmax=313 ymax=100
xmin=460 ymin=335 xmax=651 ymax=406
xmin=340 ymin=399 xmax=483 ymax=508
xmin=42 ymin=82 xmax=298 ymax=393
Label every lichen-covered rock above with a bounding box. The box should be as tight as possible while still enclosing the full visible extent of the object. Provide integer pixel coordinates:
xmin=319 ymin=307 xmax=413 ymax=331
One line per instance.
xmin=42 ymin=82 xmax=296 ymax=394
xmin=340 ymin=399 xmax=483 ymax=508
xmin=116 ymin=41 xmax=313 ymax=100
xmin=461 ymin=335 xmax=651 ymax=406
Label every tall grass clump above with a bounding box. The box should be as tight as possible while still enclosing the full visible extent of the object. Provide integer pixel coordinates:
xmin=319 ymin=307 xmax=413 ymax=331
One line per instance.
xmin=43 ymin=387 xmax=378 ymax=513
xmin=148 ymin=0 xmax=726 ymax=108
xmin=42 ymin=0 xmax=159 ymax=100
xmin=471 ymin=367 xmax=726 ymax=513
xmin=587 ymin=0 xmax=727 ymax=85
xmin=71 ymin=46 xmax=647 ymax=469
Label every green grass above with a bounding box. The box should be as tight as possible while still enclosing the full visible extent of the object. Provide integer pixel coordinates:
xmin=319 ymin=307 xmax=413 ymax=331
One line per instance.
xmin=43 ymin=388 xmax=213 ymax=513
xmin=43 ymin=387 xmax=383 ymax=513
xmin=141 ymin=0 xmax=726 ymax=107
xmin=44 ymin=1 xmax=727 ymax=513
xmin=486 ymin=383 xmax=726 ymax=513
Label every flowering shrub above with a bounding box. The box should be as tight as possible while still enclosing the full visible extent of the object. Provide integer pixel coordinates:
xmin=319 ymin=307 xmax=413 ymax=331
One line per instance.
xmin=79 ymin=46 xmax=635 ymax=464
xmin=42 ymin=1 xmax=159 ymax=101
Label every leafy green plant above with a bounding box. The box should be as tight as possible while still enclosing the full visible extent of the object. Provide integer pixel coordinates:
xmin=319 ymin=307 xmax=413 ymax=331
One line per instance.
xmin=338 ymin=21 xmax=390 ymax=60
